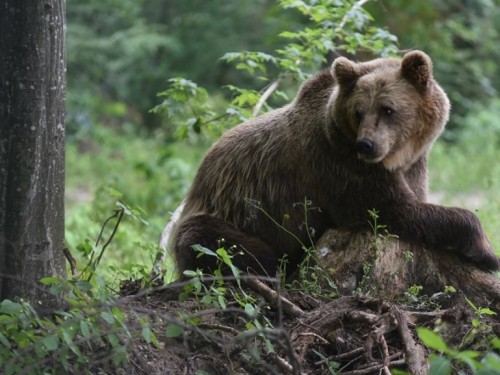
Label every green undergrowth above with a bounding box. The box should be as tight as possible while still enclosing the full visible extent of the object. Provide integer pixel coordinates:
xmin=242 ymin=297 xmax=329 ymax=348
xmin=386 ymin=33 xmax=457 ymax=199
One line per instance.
xmin=65 ymin=125 xmax=212 ymax=284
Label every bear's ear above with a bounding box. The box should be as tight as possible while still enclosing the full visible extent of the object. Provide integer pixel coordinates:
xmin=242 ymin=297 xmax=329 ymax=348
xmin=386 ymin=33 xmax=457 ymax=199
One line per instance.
xmin=331 ymin=57 xmax=360 ymax=86
xmin=401 ymin=51 xmax=433 ymax=90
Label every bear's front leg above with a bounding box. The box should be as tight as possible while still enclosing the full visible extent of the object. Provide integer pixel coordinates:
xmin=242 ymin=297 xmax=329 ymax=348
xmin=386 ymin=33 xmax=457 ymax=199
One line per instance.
xmin=412 ymin=204 xmax=500 ymax=271
xmin=333 ymin=173 xmax=500 ymax=271
xmin=374 ymin=200 xmax=499 ymax=271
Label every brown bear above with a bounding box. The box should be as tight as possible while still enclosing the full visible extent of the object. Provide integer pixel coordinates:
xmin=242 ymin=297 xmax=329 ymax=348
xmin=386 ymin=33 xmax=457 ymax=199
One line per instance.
xmin=171 ymin=50 xmax=500 ymax=278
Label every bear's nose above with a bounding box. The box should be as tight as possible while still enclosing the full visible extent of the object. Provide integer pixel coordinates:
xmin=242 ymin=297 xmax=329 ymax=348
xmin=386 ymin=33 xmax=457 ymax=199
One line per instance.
xmin=356 ymin=138 xmax=374 ymax=155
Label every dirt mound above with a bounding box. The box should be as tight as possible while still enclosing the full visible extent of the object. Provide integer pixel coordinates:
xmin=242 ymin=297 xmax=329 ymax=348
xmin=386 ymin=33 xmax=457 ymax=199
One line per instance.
xmin=113 ymin=277 xmax=495 ymax=375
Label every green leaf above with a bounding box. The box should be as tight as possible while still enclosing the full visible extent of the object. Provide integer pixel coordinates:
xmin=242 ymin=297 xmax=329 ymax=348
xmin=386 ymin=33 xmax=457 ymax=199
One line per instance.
xmin=179 ymin=292 xmax=189 ymax=302
xmin=218 ymin=295 xmax=227 ymax=309
xmin=417 ymin=328 xmax=448 ymax=352
xmin=142 ymin=325 xmax=152 ymax=343
xmin=5 ymin=364 xmax=20 ymax=375
xmin=75 ymin=280 xmax=92 ymax=291
xmin=106 ymin=187 xmax=123 ymax=198
xmin=42 ymin=334 xmax=59 ymax=351
xmin=80 ymin=320 xmax=90 ymax=337
xmin=49 ymin=283 xmax=65 ymax=294
xmin=481 ymin=352 xmax=500 ymax=370
xmin=192 ymin=244 xmax=217 ymax=257
xmin=491 ymin=338 xmax=500 ymax=350
xmin=107 ymin=333 xmax=120 ymax=348
xmin=456 ymin=351 xmax=481 ymax=371
xmin=165 ymin=324 xmax=183 ymax=338
xmin=101 ymin=311 xmax=115 ymax=324
xmin=76 ymin=239 xmax=94 ymax=256
xmin=201 ymin=294 xmax=213 ymax=305
xmin=116 ymin=201 xmax=133 ymax=216
xmin=478 ymin=307 xmax=496 ymax=316
xmin=244 ymin=303 xmax=256 ymax=317
xmin=192 ymin=118 xmax=202 ymax=134
xmin=429 ymin=356 xmax=452 ymax=375
xmin=230 ymin=264 xmax=240 ymax=281
xmin=0 ymin=331 xmax=11 ymax=348
xmin=39 ymin=277 xmax=61 ymax=285
xmin=0 ymin=300 xmax=22 ymax=315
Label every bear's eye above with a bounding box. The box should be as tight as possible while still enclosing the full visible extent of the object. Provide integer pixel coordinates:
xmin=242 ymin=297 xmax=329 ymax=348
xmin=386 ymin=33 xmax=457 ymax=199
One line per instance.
xmin=380 ymin=107 xmax=394 ymax=116
xmin=355 ymin=110 xmax=363 ymax=123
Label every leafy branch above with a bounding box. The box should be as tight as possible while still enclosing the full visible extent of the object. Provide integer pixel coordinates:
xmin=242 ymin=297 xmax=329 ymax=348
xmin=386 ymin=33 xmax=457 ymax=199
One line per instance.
xmin=153 ymin=0 xmax=398 ymax=139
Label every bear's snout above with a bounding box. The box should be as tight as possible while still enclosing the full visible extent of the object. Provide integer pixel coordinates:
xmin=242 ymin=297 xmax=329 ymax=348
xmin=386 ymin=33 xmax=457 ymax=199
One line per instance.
xmin=356 ymin=138 xmax=374 ymax=155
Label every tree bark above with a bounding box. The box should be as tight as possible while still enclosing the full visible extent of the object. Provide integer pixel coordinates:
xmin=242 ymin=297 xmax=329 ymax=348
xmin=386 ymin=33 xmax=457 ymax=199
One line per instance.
xmin=0 ymin=0 xmax=67 ymax=308
xmin=315 ymin=229 xmax=500 ymax=310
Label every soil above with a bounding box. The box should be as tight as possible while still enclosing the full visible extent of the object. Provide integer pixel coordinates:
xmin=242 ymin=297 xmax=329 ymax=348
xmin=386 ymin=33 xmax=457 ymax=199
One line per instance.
xmin=103 ymin=276 xmax=499 ymax=375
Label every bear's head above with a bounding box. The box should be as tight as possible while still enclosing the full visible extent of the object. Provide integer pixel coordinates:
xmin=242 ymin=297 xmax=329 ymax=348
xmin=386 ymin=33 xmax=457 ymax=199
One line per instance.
xmin=328 ymin=51 xmax=450 ymax=170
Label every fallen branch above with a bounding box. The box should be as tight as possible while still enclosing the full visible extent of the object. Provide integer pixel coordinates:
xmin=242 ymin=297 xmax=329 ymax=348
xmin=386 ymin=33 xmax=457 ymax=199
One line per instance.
xmin=393 ymin=308 xmax=429 ymax=374
xmin=243 ymin=277 xmax=305 ymax=318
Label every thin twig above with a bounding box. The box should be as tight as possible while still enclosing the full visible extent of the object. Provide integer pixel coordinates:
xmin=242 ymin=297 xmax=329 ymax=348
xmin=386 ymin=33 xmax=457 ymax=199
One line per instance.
xmin=62 ymin=247 xmax=79 ymax=278
xmin=197 ymin=323 xmax=239 ymax=335
xmin=85 ymin=208 xmax=125 ymax=282
xmin=81 ymin=209 xmax=120 ymax=278
xmin=327 ymin=347 xmax=364 ymax=362
xmin=252 ymin=77 xmax=284 ymax=117
xmin=298 ymin=332 xmax=329 ymax=345
xmin=343 ymin=359 xmax=406 ymax=375
xmin=94 ymin=208 xmax=124 ymax=270
xmin=267 ymin=352 xmax=296 ymax=375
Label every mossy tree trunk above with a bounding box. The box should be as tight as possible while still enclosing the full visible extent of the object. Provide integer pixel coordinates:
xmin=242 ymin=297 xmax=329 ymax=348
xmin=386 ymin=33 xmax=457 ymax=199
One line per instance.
xmin=0 ymin=0 xmax=67 ymax=309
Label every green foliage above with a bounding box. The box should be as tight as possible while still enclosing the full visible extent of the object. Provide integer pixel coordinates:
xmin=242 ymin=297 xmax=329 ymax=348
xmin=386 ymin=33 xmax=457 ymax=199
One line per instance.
xmin=0 ymin=279 xmax=159 ymax=374
xmin=312 ymin=349 xmax=341 ymax=374
xmin=400 ymin=284 xmax=454 ymax=311
xmin=68 ymin=0 xmax=500 ymax=139
xmin=417 ymin=327 xmax=500 ymax=375
xmin=155 ymin=0 xmax=397 ymax=139
xmin=415 ymin=297 xmax=499 ymax=374
xmin=152 ymin=78 xmax=241 ymax=139
xmin=65 ymin=124 xmax=207 ymax=283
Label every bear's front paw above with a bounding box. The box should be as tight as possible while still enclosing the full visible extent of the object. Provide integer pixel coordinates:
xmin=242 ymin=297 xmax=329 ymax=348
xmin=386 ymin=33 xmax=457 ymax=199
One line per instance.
xmin=465 ymin=234 xmax=500 ymax=272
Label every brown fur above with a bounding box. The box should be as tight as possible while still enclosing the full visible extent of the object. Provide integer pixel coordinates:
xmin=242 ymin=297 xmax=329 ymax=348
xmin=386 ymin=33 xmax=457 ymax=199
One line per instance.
xmin=172 ymin=51 xmax=500 ymax=277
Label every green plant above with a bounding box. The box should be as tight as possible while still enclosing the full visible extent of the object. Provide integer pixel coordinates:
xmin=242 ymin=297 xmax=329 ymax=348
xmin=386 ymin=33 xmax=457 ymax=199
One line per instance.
xmin=312 ymin=349 xmax=341 ymax=374
xmin=368 ymin=208 xmax=399 ymax=247
xmin=0 ymin=278 xmax=160 ymax=375
xmin=417 ymin=327 xmax=500 ymax=375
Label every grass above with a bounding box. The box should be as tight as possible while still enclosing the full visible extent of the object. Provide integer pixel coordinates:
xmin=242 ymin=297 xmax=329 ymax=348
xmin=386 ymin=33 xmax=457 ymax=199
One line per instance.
xmin=429 ymin=139 xmax=500 ymax=253
xmin=65 ymin=126 xmax=210 ymax=283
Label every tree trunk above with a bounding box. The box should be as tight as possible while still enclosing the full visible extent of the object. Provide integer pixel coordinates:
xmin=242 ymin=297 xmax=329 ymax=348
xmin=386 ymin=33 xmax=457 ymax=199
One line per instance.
xmin=315 ymin=229 xmax=500 ymax=310
xmin=0 ymin=0 xmax=67 ymax=308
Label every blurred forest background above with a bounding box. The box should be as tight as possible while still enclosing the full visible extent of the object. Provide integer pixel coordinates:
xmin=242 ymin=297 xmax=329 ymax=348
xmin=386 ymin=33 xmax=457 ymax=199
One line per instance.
xmin=65 ymin=0 xmax=500 ymax=281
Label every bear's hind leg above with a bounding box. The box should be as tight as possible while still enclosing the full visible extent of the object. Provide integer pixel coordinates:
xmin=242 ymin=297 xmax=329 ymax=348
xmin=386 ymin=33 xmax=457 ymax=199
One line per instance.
xmin=174 ymin=214 xmax=280 ymax=278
